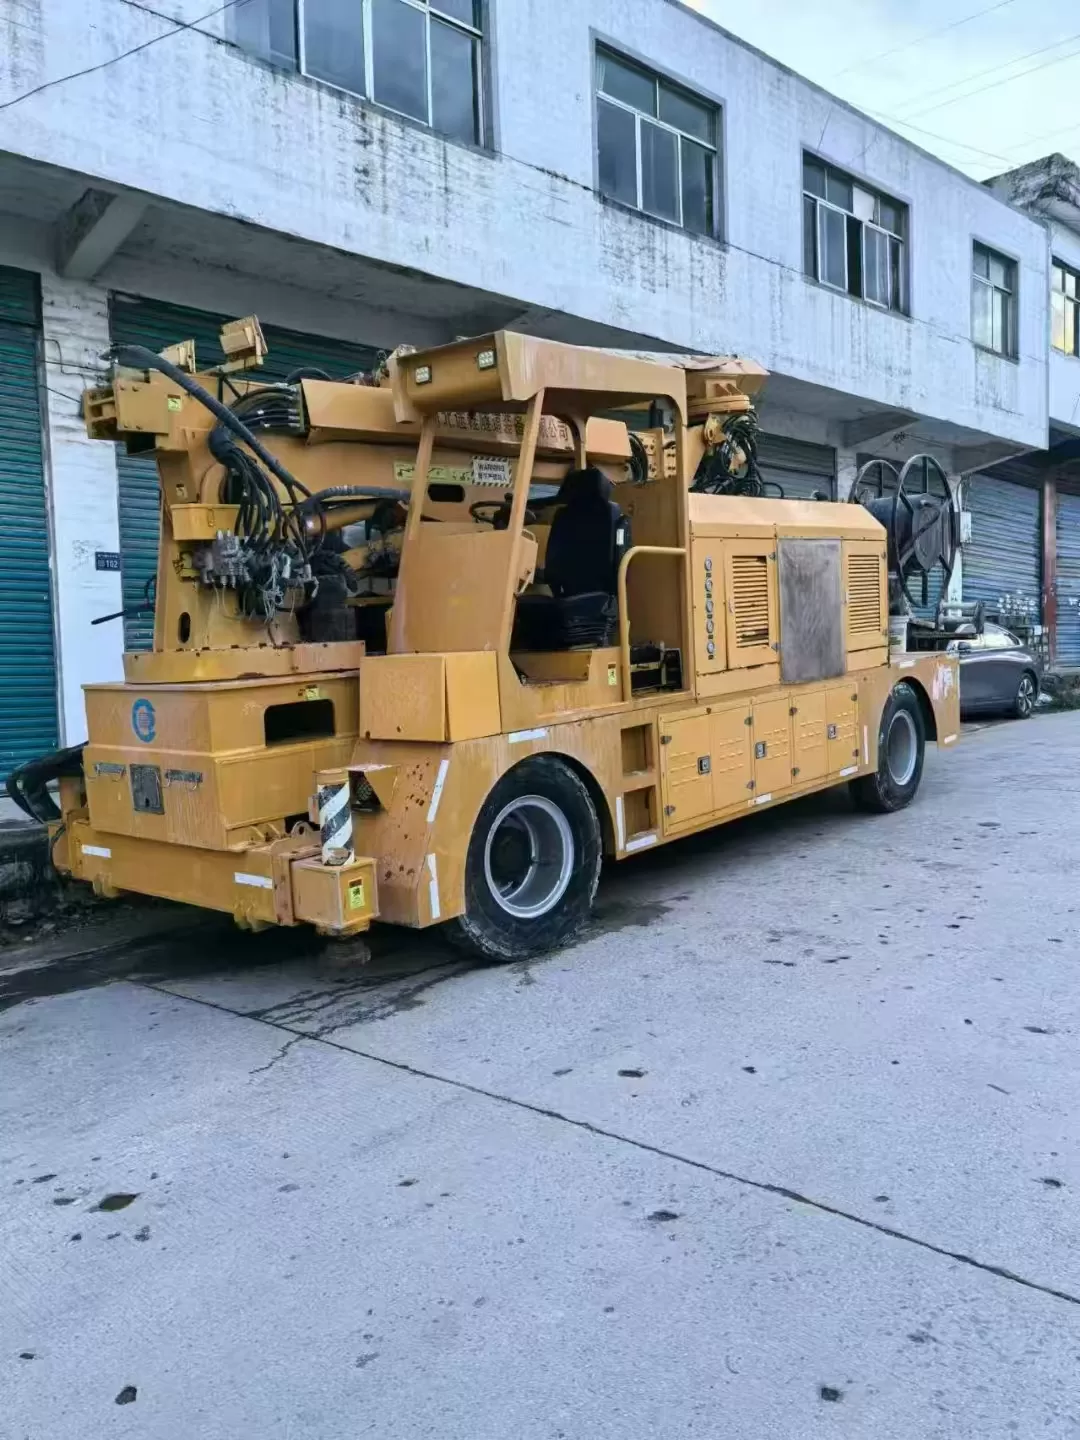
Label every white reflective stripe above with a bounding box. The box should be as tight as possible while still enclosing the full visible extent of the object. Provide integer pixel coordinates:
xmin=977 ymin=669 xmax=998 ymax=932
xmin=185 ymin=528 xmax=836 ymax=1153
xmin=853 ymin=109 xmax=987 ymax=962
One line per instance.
xmin=234 ymin=872 xmax=273 ymax=889
xmin=625 ymin=832 xmax=657 ymax=852
xmin=898 ymin=660 xmax=915 ymax=669
xmin=426 ymin=853 xmax=440 ymax=920
xmin=615 ymin=795 xmax=626 ymax=851
xmin=839 ymin=765 xmax=858 ymax=777
xmin=81 ymin=844 xmax=111 ymax=859
xmin=426 ymin=759 xmax=450 ymax=824
xmin=863 ymin=724 xmax=869 ymax=765
xmin=507 ymin=728 xmax=548 ymax=744
xmin=941 ymin=733 xmax=957 ymax=745
xmin=753 ymin=793 xmax=772 ymax=806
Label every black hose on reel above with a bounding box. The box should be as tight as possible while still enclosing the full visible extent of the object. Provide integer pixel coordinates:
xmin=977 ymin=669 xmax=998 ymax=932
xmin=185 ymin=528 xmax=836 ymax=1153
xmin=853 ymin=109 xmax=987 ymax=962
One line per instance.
xmin=689 ymin=411 xmax=784 ymax=498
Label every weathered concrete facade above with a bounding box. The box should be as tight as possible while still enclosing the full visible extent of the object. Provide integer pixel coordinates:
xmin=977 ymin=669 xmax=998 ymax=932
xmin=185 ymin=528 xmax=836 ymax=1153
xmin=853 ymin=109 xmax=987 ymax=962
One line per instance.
xmin=0 ymin=0 xmax=1057 ymax=738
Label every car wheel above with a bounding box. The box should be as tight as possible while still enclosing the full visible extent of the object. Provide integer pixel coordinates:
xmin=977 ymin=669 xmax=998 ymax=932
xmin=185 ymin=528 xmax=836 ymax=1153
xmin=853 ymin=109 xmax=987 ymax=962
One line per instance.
xmin=447 ymin=755 xmax=602 ymax=963
xmin=1013 ymin=671 xmax=1037 ymax=720
xmin=850 ymin=682 xmax=926 ymax=814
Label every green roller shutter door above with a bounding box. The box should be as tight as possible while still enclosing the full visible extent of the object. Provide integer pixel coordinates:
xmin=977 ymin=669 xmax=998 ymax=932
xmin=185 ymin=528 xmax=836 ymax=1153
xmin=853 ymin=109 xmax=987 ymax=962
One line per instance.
xmin=0 ymin=266 xmax=58 ymax=782
xmin=108 ymin=294 xmax=380 ymax=651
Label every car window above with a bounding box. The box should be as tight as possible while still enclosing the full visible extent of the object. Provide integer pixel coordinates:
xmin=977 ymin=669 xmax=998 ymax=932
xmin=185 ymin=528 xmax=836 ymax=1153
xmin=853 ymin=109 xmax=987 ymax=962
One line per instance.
xmin=962 ymin=626 xmax=1018 ymax=651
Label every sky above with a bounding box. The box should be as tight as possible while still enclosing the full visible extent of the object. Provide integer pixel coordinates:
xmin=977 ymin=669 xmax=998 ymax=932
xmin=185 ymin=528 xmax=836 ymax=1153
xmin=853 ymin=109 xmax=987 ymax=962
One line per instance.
xmin=687 ymin=0 xmax=1080 ymax=180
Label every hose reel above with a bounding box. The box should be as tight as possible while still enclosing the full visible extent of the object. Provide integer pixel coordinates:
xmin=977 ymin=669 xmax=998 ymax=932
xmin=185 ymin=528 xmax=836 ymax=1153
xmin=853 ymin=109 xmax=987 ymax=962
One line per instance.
xmin=850 ymin=454 xmax=959 ymax=613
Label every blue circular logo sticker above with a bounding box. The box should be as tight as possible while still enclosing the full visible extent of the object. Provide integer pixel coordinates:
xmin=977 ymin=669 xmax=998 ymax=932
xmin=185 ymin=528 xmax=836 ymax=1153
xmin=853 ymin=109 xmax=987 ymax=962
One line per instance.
xmin=131 ymin=698 xmax=156 ymax=744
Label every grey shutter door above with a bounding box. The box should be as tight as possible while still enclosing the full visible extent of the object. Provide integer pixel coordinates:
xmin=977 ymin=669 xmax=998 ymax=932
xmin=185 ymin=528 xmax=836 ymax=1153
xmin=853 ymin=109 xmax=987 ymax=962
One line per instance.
xmin=962 ymin=476 xmax=1041 ymax=627
xmin=757 ymin=435 xmax=836 ymax=501
xmin=0 ymin=266 xmax=59 ymax=781
xmin=1055 ymin=491 xmax=1080 ymax=666
xmin=108 ymin=294 xmax=379 ymax=651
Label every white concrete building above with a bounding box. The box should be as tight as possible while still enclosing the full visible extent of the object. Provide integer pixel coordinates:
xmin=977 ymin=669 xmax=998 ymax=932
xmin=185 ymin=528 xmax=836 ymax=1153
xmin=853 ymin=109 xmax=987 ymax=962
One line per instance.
xmin=0 ymin=0 xmax=1056 ymax=777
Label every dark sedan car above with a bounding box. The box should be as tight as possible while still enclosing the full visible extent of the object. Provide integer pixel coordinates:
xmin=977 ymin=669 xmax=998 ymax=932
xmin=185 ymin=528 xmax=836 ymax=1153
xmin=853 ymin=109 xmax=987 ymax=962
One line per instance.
xmin=948 ymin=623 xmax=1042 ymax=719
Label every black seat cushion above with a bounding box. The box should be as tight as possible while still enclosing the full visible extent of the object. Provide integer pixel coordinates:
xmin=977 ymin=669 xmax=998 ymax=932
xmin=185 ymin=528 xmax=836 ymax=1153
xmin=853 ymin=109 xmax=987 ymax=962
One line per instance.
xmin=513 ymin=468 xmax=630 ymax=651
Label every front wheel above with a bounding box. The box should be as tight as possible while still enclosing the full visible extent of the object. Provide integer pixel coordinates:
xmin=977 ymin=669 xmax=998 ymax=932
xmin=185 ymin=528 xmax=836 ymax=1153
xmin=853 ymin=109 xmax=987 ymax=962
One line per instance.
xmin=850 ymin=682 xmax=926 ymax=814
xmin=1013 ymin=671 xmax=1037 ymax=720
xmin=447 ymin=755 xmax=602 ymax=962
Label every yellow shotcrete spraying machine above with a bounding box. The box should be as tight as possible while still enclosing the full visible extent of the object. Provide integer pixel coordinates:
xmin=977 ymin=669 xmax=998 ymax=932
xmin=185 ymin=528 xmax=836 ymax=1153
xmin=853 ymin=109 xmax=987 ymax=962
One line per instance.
xmin=9 ymin=320 xmax=961 ymax=961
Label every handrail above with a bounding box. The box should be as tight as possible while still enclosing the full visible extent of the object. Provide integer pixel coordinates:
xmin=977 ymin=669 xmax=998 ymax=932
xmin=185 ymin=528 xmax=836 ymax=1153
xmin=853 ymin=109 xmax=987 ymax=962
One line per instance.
xmin=616 ymin=545 xmax=688 ymax=701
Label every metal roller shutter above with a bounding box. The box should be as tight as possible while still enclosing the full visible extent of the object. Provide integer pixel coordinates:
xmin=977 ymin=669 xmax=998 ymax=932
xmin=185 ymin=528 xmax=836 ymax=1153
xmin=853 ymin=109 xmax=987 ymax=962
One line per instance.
xmin=1055 ymin=492 xmax=1080 ymax=666
xmin=962 ymin=475 xmax=1041 ymax=625
xmin=757 ymin=434 xmax=836 ymax=501
xmin=108 ymin=294 xmax=380 ymax=651
xmin=0 ymin=266 xmax=58 ymax=783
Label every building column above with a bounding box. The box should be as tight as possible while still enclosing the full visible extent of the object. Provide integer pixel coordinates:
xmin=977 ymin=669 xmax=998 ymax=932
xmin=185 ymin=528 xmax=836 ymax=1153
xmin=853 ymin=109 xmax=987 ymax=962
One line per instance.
xmin=40 ymin=274 xmax=124 ymax=746
xmin=835 ymin=448 xmax=859 ymax=501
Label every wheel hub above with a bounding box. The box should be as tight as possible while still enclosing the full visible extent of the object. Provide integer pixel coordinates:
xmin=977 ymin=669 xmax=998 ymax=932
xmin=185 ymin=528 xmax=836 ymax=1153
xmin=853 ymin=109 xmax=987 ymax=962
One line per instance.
xmin=885 ymin=709 xmax=917 ymax=787
xmin=483 ymin=795 xmax=575 ymax=920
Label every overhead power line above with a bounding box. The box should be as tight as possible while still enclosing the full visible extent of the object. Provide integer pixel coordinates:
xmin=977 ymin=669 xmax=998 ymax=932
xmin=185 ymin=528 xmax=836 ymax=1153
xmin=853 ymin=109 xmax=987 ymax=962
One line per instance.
xmin=832 ymin=0 xmax=1018 ymax=79
xmin=0 ymin=0 xmax=251 ymax=114
xmin=890 ymin=28 xmax=1080 ymax=118
xmin=904 ymin=37 xmax=1080 ymax=120
xmin=859 ymin=107 xmax=1012 ymax=165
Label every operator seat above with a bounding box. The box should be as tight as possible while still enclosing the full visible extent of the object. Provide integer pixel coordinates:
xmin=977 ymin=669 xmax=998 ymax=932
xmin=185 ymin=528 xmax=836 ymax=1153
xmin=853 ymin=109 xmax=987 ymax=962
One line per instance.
xmin=513 ymin=467 xmax=631 ymax=651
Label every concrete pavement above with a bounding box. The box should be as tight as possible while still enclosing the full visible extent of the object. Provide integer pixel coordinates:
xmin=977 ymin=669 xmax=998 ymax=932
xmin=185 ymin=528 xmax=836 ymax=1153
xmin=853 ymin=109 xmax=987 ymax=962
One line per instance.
xmin=3 ymin=714 xmax=1080 ymax=1438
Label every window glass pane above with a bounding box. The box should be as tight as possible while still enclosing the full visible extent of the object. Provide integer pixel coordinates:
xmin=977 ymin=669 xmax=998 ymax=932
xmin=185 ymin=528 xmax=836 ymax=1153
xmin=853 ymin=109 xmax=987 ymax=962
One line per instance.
xmin=806 ymin=159 xmax=829 ymax=198
xmin=640 ymin=119 xmax=679 ymax=223
xmin=431 ymin=18 xmax=478 ymax=142
xmin=845 ymin=213 xmax=862 ymax=298
xmin=973 ymin=244 xmax=990 ymax=279
xmin=1067 ymin=298 xmax=1079 ymax=357
xmin=989 ymin=253 xmax=1010 ymax=289
xmin=597 ymin=98 xmax=638 ymax=208
xmin=803 ymin=194 xmax=817 ymax=277
xmin=992 ymin=289 xmax=1008 ymax=353
xmin=303 ymin=0 xmax=364 ymax=94
xmin=234 ymin=0 xmax=298 ymax=66
xmin=890 ymin=236 xmax=905 ymax=313
xmin=432 ymin=0 xmax=479 ymax=25
xmin=1053 ymin=263 xmax=1065 ymax=293
xmin=819 ymin=204 xmax=846 ymax=289
xmin=972 ymin=277 xmax=993 ymax=347
xmin=1067 ymin=268 xmax=1078 ymax=298
xmin=864 ymin=227 xmax=890 ymax=306
xmin=826 ymin=170 xmax=852 ymax=211
xmin=371 ymin=0 xmax=428 ymax=121
xmin=659 ymin=84 xmax=713 ymax=143
xmin=597 ymin=50 xmax=656 ymax=115
xmin=680 ymin=137 xmax=713 ymax=235
xmin=1052 ymin=291 xmax=1067 ymax=352
xmin=877 ymin=198 xmax=902 ymax=235
xmin=803 ymin=156 xmax=826 ymax=198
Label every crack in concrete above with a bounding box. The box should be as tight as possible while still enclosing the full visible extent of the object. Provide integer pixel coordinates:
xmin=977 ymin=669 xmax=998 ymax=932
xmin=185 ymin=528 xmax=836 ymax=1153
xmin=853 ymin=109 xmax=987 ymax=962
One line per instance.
xmin=139 ymin=979 xmax=1080 ymax=1312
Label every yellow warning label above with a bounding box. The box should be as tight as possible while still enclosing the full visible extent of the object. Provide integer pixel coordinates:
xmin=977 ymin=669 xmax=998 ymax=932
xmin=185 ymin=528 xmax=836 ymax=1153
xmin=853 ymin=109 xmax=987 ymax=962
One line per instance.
xmin=394 ymin=461 xmax=472 ymax=487
xmin=166 ymin=396 xmax=182 ymax=411
xmin=607 ymin=664 xmax=618 ymax=686
xmin=302 ymin=685 xmax=321 ymax=700
xmin=348 ymin=880 xmax=366 ymax=911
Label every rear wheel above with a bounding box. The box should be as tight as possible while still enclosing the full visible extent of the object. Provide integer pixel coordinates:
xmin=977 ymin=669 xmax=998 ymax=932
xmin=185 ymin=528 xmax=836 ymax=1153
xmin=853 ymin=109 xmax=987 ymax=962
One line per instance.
xmin=850 ymin=682 xmax=926 ymax=814
xmin=447 ymin=755 xmax=602 ymax=962
xmin=1013 ymin=671 xmax=1037 ymax=720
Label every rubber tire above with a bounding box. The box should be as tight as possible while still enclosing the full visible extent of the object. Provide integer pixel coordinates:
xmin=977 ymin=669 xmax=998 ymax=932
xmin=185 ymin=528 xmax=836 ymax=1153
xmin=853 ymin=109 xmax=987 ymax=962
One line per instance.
xmin=1013 ymin=671 xmax=1037 ymax=720
xmin=849 ymin=681 xmax=926 ymax=814
xmin=447 ymin=755 xmax=602 ymax=963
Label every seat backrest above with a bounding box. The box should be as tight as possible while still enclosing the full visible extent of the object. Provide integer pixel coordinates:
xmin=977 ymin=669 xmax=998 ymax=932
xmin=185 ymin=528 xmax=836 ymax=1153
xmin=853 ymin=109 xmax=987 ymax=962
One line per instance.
xmin=545 ymin=468 xmax=629 ymax=598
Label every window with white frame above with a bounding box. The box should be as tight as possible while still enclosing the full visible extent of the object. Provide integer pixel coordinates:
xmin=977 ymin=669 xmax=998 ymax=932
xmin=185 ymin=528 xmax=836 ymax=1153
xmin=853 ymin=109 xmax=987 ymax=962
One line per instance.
xmin=1052 ymin=258 xmax=1080 ymax=358
xmin=802 ymin=156 xmax=907 ymax=313
xmin=595 ymin=48 xmax=718 ymax=237
xmin=230 ymin=0 xmax=483 ymax=146
xmin=972 ymin=242 xmax=1017 ymax=358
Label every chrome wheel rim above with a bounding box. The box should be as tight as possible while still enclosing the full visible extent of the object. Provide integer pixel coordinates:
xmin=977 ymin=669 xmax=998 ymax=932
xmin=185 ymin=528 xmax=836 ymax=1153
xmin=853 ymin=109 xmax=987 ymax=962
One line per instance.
xmin=483 ymin=795 xmax=574 ymax=919
xmin=886 ymin=709 xmax=918 ymax=787
xmin=1018 ymin=676 xmax=1035 ymax=716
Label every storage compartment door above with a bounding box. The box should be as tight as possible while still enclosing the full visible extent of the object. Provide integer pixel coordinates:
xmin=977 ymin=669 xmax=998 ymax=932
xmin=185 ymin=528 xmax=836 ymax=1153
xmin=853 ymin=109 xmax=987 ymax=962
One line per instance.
xmin=826 ymin=683 xmax=859 ymax=773
xmin=751 ymin=696 xmax=793 ymax=799
xmin=709 ymin=703 xmax=753 ymax=811
xmin=660 ymin=713 xmax=714 ymax=829
xmin=843 ymin=540 xmax=888 ymax=654
xmin=791 ymin=689 xmax=827 ymax=784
